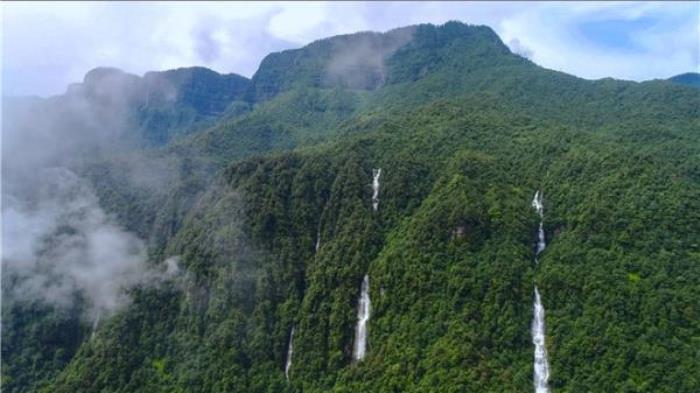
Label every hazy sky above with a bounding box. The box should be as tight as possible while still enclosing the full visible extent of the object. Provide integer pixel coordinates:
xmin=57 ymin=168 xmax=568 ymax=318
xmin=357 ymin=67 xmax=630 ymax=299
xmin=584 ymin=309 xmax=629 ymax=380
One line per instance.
xmin=2 ymin=1 xmax=698 ymax=97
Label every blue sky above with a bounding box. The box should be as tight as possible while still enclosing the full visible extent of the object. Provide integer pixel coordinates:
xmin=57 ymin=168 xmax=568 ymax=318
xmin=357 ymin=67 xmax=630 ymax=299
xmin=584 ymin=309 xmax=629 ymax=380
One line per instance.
xmin=2 ymin=1 xmax=698 ymax=97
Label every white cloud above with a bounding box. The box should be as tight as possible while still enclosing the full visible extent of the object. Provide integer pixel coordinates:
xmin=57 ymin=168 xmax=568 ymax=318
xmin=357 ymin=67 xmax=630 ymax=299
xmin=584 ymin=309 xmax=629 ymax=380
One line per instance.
xmin=268 ymin=2 xmax=332 ymax=42
xmin=3 ymin=167 xmax=148 ymax=314
xmin=1 ymin=1 xmax=697 ymax=96
xmin=495 ymin=2 xmax=699 ymax=81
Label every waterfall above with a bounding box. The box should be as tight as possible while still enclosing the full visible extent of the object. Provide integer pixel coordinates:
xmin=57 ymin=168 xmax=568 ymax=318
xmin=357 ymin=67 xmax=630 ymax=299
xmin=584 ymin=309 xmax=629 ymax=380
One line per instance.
xmin=372 ymin=169 xmax=381 ymax=211
xmin=533 ymin=287 xmax=550 ymax=393
xmin=532 ymin=191 xmax=546 ymax=256
xmin=531 ymin=190 xmax=550 ymax=392
xmin=315 ymin=220 xmax=322 ymax=253
xmin=352 ymin=274 xmax=371 ymax=361
xmin=536 ymin=222 xmax=546 ymax=256
xmin=531 ymin=190 xmax=544 ymax=217
xmin=91 ymin=312 xmax=101 ymax=340
xmin=285 ymin=326 xmax=295 ymax=381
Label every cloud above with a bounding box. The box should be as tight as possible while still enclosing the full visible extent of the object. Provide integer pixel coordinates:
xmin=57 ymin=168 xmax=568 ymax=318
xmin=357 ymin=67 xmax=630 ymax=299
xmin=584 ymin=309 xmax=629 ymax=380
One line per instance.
xmin=1 ymin=70 xmax=181 ymax=320
xmin=3 ymin=167 xmax=147 ymax=314
xmin=324 ymin=26 xmax=415 ymax=89
xmin=508 ymin=38 xmax=534 ymax=59
xmin=3 ymin=166 xmax=183 ymax=319
xmin=496 ymin=2 xmax=699 ymax=81
xmin=1 ymin=2 xmax=297 ymax=96
xmin=194 ymin=27 xmax=222 ymax=64
xmin=2 ymin=1 xmax=698 ymax=96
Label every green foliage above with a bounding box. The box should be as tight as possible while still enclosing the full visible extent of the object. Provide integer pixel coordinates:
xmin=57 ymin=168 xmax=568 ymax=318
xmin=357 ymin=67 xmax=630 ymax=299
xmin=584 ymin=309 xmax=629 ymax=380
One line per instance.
xmin=668 ymin=72 xmax=700 ymax=89
xmin=4 ymin=21 xmax=699 ymax=393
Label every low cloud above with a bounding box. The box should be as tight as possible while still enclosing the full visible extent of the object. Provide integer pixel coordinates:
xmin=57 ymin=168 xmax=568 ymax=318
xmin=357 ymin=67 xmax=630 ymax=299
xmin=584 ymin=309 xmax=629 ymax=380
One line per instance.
xmin=324 ymin=26 xmax=415 ymax=89
xmin=508 ymin=38 xmax=534 ymax=59
xmin=2 ymin=72 xmax=180 ymax=320
xmin=3 ymin=167 xmax=147 ymax=315
xmin=194 ymin=27 xmax=223 ymax=64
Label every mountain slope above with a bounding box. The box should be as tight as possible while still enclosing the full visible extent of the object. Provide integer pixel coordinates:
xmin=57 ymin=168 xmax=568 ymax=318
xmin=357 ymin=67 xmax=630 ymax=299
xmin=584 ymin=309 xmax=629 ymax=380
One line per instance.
xmin=178 ymin=22 xmax=698 ymax=170
xmin=3 ymin=21 xmax=699 ymax=393
xmin=48 ymin=97 xmax=700 ymax=392
xmin=669 ymin=72 xmax=700 ymax=89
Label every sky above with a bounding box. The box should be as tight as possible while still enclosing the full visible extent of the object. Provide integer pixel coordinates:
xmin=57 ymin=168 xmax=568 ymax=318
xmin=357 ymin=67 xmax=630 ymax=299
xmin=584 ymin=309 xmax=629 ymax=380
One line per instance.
xmin=1 ymin=1 xmax=698 ymax=97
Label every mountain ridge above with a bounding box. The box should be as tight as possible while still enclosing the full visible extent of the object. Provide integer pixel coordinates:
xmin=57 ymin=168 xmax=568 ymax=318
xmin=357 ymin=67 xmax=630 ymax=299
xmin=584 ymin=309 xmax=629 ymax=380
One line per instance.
xmin=2 ymin=20 xmax=699 ymax=393
xmin=668 ymin=72 xmax=700 ymax=89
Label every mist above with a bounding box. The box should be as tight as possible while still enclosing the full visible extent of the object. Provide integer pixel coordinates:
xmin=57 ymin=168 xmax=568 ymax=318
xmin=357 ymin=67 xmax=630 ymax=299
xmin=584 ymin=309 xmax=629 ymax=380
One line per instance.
xmin=2 ymin=68 xmax=180 ymax=319
xmin=3 ymin=167 xmax=147 ymax=314
xmin=323 ymin=26 xmax=415 ymax=89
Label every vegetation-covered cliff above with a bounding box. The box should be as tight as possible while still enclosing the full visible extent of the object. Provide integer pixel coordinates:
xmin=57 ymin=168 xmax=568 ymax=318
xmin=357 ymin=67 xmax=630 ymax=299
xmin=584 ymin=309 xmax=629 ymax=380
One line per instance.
xmin=3 ymin=21 xmax=699 ymax=393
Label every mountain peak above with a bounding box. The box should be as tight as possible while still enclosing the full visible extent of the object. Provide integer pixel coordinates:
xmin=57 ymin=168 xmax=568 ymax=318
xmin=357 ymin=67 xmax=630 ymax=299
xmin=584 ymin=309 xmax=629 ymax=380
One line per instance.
xmin=668 ymin=72 xmax=700 ymax=89
xmin=83 ymin=67 xmax=138 ymax=87
xmin=250 ymin=21 xmax=513 ymax=101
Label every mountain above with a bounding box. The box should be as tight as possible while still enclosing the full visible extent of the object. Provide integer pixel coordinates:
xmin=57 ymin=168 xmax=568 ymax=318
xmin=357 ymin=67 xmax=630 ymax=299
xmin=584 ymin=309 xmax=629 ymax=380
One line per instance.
xmin=2 ymin=21 xmax=699 ymax=393
xmin=30 ymin=66 xmax=251 ymax=146
xmin=669 ymin=72 xmax=700 ymax=89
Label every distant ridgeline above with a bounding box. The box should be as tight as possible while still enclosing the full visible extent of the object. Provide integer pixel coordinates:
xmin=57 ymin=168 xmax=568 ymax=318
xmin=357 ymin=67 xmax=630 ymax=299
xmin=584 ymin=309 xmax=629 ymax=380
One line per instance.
xmin=668 ymin=72 xmax=700 ymax=89
xmin=2 ymin=21 xmax=699 ymax=393
xmin=61 ymin=66 xmax=251 ymax=146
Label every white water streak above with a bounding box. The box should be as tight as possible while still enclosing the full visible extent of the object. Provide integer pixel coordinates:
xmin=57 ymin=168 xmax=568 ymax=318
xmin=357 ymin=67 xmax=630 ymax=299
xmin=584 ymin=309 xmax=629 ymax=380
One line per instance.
xmin=533 ymin=287 xmax=550 ymax=393
xmin=531 ymin=190 xmax=550 ymax=392
xmin=531 ymin=190 xmax=544 ymax=217
xmin=315 ymin=220 xmax=322 ymax=253
xmin=536 ymin=222 xmax=546 ymax=256
xmin=372 ymin=169 xmax=381 ymax=211
xmin=532 ymin=191 xmax=546 ymax=257
xmin=285 ymin=326 xmax=295 ymax=380
xmin=353 ymin=274 xmax=371 ymax=361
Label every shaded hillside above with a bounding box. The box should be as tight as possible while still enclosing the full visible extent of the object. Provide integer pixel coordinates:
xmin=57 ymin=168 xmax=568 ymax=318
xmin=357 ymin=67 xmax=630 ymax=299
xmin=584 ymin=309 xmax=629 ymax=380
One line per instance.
xmin=669 ymin=72 xmax=700 ymax=89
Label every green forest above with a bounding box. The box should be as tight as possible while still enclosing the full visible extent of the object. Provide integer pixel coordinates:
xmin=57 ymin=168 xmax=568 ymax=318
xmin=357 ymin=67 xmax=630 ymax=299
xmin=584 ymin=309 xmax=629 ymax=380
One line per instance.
xmin=2 ymin=22 xmax=699 ymax=393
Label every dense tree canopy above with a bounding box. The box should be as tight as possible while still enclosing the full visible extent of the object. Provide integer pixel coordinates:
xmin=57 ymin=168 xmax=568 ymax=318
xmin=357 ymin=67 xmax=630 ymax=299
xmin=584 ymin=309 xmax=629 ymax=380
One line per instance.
xmin=3 ymin=21 xmax=699 ymax=393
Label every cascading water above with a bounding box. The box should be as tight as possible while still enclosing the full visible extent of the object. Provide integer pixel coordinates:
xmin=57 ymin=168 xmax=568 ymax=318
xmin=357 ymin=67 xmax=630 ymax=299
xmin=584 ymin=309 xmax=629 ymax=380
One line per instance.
xmin=315 ymin=220 xmax=322 ymax=253
xmin=372 ymin=169 xmax=381 ymax=211
xmin=352 ymin=274 xmax=371 ymax=361
xmin=532 ymin=287 xmax=550 ymax=393
xmin=532 ymin=191 xmax=545 ymax=257
xmin=531 ymin=190 xmax=544 ymax=216
xmin=535 ymin=222 xmax=546 ymax=256
xmin=285 ymin=326 xmax=295 ymax=381
xmin=530 ymin=190 xmax=550 ymax=392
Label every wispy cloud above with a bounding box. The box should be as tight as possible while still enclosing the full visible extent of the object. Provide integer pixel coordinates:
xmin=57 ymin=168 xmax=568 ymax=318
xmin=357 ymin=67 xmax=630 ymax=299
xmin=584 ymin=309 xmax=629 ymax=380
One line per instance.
xmin=2 ymin=70 xmax=182 ymax=319
xmin=2 ymin=1 xmax=697 ymax=96
xmin=496 ymin=1 xmax=699 ymax=81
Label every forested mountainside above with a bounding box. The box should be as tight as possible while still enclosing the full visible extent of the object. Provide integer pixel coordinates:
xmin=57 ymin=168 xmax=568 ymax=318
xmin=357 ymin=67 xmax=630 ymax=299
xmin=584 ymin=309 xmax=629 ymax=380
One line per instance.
xmin=2 ymin=21 xmax=699 ymax=393
xmin=669 ymin=72 xmax=700 ymax=89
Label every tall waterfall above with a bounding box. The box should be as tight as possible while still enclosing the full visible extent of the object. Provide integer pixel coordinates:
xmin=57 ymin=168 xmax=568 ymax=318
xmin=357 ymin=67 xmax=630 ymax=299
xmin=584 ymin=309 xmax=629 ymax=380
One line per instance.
xmin=372 ymin=169 xmax=381 ymax=211
xmin=352 ymin=274 xmax=371 ymax=361
xmin=285 ymin=326 xmax=295 ymax=381
xmin=531 ymin=190 xmax=550 ymax=392
xmin=532 ymin=191 xmax=545 ymax=256
xmin=532 ymin=287 xmax=550 ymax=393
